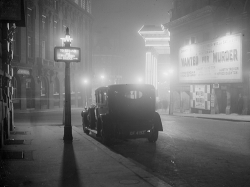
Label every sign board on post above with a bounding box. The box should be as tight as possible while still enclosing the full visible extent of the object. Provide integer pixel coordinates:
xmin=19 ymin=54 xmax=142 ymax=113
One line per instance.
xmin=54 ymin=47 xmax=81 ymax=62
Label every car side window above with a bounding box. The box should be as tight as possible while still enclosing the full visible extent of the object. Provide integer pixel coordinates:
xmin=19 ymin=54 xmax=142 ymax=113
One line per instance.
xmin=103 ymin=92 xmax=107 ymax=104
xmin=99 ymin=91 xmax=107 ymax=104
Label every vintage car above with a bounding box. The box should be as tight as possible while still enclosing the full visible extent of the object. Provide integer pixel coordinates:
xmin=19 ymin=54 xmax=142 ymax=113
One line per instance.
xmin=81 ymin=84 xmax=163 ymax=145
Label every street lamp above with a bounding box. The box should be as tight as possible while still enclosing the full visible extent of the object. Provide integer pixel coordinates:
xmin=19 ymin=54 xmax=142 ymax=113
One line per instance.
xmin=55 ymin=27 xmax=81 ymax=141
xmin=100 ymin=74 xmax=105 ymax=86
xmin=61 ymin=27 xmax=73 ymax=141
xmin=137 ymin=77 xmax=143 ymax=84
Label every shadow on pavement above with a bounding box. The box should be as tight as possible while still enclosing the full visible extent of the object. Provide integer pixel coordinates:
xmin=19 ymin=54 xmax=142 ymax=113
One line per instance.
xmin=59 ymin=141 xmax=82 ymax=187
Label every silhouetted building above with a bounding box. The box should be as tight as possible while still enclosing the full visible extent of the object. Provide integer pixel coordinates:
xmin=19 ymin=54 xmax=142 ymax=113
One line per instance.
xmin=163 ymin=0 xmax=250 ymax=114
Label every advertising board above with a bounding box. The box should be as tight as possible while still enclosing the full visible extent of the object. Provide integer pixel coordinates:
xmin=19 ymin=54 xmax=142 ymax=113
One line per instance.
xmin=179 ymin=34 xmax=242 ymax=83
xmin=190 ymin=85 xmax=210 ymax=110
xmin=54 ymin=47 xmax=81 ymax=62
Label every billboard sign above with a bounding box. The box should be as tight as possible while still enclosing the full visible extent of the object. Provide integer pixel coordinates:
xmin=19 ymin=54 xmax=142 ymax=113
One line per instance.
xmin=179 ymin=34 xmax=242 ymax=83
xmin=54 ymin=47 xmax=81 ymax=62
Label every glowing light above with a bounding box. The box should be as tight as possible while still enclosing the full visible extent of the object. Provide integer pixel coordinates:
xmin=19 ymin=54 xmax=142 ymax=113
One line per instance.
xmin=163 ymin=68 xmax=174 ymax=76
xmin=137 ymin=77 xmax=143 ymax=84
xmin=81 ymin=78 xmax=89 ymax=85
xmin=100 ymin=75 xmax=105 ymax=80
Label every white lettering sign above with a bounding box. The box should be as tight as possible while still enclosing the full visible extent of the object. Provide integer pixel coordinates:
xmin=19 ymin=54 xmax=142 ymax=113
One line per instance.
xmin=179 ymin=34 xmax=242 ymax=83
xmin=54 ymin=47 xmax=81 ymax=62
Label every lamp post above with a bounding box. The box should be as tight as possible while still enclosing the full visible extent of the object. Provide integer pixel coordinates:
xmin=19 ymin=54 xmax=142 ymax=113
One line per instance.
xmin=62 ymin=27 xmax=73 ymax=141
xmin=55 ymin=27 xmax=81 ymax=141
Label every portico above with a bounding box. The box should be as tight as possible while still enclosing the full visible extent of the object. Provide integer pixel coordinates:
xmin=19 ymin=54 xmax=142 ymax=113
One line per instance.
xmin=138 ymin=25 xmax=170 ymax=102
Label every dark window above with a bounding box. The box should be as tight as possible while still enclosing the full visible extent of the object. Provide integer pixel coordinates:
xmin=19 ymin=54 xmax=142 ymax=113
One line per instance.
xmin=27 ymin=8 xmax=33 ymax=31
xmin=54 ymin=0 xmax=58 ymax=10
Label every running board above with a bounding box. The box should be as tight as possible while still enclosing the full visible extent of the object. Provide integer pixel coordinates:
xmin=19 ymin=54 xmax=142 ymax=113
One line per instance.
xmin=87 ymin=129 xmax=101 ymax=137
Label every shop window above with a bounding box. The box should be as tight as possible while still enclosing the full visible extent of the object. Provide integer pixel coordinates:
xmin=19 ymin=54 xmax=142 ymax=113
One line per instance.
xmin=41 ymin=78 xmax=46 ymax=96
xmin=26 ymin=79 xmax=31 ymax=88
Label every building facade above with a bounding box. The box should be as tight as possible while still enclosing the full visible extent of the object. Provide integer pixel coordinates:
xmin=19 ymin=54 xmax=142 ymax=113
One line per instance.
xmin=11 ymin=0 xmax=93 ymax=111
xmin=164 ymin=0 xmax=250 ymax=115
xmin=0 ymin=0 xmax=92 ymax=147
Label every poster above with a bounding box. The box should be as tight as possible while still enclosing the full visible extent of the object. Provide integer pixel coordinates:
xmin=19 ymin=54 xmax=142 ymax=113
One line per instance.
xmin=179 ymin=34 xmax=242 ymax=83
xmin=190 ymin=85 xmax=211 ymax=110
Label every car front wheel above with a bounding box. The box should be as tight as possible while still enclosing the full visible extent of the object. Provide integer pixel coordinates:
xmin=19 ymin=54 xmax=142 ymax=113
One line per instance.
xmin=83 ymin=126 xmax=90 ymax=135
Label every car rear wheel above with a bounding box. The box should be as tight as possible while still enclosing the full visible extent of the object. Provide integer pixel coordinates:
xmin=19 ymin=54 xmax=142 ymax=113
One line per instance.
xmin=101 ymin=128 xmax=112 ymax=145
xmin=148 ymin=127 xmax=158 ymax=143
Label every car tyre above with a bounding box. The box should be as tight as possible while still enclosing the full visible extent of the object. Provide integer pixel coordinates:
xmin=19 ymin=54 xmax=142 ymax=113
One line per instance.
xmin=101 ymin=128 xmax=112 ymax=145
xmin=148 ymin=127 xmax=158 ymax=143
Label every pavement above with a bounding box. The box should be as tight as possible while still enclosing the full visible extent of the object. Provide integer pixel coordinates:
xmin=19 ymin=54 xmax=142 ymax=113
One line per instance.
xmin=1 ymin=109 xmax=250 ymax=187
xmin=168 ymin=111 xmax=250 ymax=122
xmin=0 ymin=115 xmax=170 ymax=187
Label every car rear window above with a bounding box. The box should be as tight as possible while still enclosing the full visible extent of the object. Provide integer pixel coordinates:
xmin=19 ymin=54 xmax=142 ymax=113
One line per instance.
xmin=124 ymin=90 xmax=143 ymax=99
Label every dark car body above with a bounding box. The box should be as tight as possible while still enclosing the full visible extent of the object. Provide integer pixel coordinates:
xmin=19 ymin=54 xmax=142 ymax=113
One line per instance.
xmin=81 ymin=84 xmax=163 ymax=144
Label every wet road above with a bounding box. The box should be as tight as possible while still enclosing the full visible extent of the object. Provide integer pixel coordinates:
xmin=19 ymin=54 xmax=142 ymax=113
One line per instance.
xmin=111 ymin=115 xmax=250 ymax=187
xmin=14 ymin=109 xmax=250 ymax=187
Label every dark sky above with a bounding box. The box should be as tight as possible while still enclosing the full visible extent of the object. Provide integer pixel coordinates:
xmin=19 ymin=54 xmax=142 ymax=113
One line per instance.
xmin=92 ymin=0 xmax=172 ymax=83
